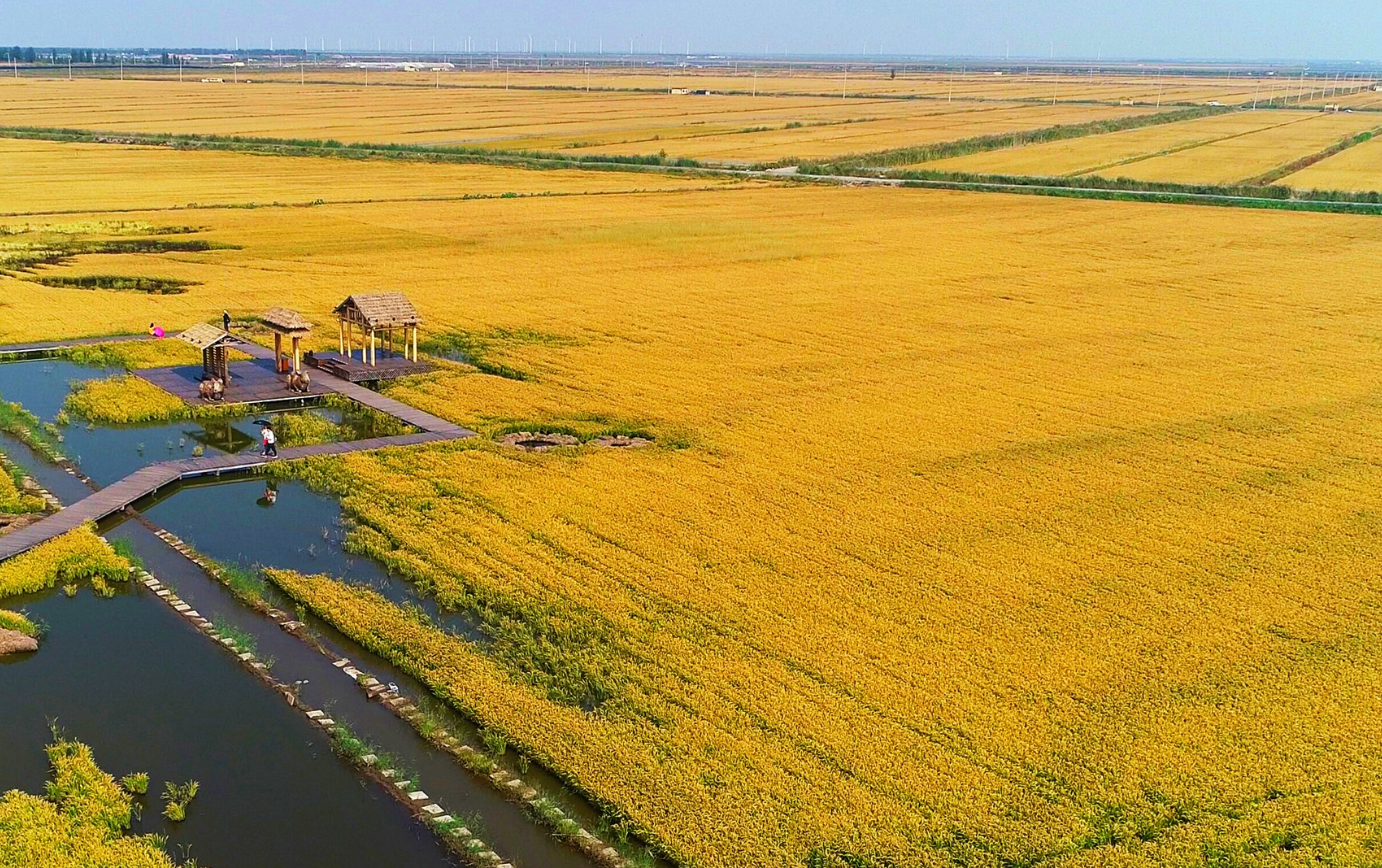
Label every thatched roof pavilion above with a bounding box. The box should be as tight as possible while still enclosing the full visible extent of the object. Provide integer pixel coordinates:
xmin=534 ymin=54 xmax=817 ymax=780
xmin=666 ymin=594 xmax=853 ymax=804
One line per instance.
xmin=334 ymin=293 xmax=422 ymax=365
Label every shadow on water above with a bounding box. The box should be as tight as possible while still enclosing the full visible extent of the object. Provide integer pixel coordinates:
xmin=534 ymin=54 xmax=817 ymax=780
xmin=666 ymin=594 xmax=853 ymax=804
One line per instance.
xmin=0 ymin=583 xmax=461 ymax=868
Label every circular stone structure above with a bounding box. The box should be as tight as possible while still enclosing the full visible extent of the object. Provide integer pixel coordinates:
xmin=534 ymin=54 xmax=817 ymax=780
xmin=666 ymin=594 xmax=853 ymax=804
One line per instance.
xmin=499 ymin=432 xmax=581 ymax=452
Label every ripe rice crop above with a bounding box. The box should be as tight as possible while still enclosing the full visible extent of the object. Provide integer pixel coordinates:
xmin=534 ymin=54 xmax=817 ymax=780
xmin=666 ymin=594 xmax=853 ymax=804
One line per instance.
xmin=0 ymin=526 xmax=128 ymax=599
xmin=0 ymin=738 xmax=173 ymax=868
xmin=1283 ymin=130 xmax=1382 ymax=191
xmin=63 ymin=374 xmax=186 ymax=424
xmin=922 ymin=109 xmax=1302 ymax=176
xmin=0 ymin=77 xmax=1151 ymax=164
xmin=1102 ymin=110 xmax=1382 ymax=184
xmin=8 ymin=140 xmax=1382 ymax=867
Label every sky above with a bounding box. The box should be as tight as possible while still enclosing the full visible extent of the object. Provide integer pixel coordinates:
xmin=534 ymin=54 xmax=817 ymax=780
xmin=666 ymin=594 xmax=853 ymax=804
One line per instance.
xmin=2 ymin=0 xmax=1380 ymax=62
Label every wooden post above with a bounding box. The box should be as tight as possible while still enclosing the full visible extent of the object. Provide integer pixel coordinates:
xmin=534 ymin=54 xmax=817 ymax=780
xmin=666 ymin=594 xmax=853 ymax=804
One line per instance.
xmin=292 ymin=336 xmax=301 ymax=373
xmin=338 ymin=319 xmax=344 ymax=355
xmin=411 ymin=325 xmax=418 ymax=361
xmin=370 ymin=329 xmax=376 ymax=366
xmin=274 ymin=332 xmax=283 ymax=373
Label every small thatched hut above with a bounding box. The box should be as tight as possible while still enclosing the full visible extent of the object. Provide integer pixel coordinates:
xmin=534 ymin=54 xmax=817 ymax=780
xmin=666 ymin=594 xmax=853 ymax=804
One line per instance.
xmin=177 ymin=323 xmax=247 ymax=383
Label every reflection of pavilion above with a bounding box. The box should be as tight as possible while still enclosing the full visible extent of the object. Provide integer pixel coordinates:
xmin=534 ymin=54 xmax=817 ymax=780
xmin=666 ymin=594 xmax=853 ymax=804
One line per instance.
xmin=183 ymin=419 xmax=257 ymax=455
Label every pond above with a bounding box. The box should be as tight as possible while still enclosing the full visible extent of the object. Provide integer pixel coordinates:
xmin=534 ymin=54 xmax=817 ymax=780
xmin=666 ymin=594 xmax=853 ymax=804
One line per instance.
xmin=0 ymin=358 xmax=394 ymax=487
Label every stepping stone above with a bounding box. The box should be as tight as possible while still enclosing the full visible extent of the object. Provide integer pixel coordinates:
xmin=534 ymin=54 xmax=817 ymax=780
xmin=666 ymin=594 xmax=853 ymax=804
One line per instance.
xmin=281 ymin=621 xmax=304 ymax=630
xmin=359 ymin=754 xmax=377 ymax=765
xmin=520 ymin=787 xmax=537 ymax=800
xmin=342 ymin=666 xmax=362 ymax=678
xmin=306 ymin=710 xmax=324 ymax=719
xmin=184 ymin=610 xmax=200 ymax=619
xmin=394 ymin=780 xmax=412 ymax=790
xmin=238 ymin=652 xmax=254 ymax=662
xmin=380 ymin=769 xmax=396 ymax=779
xmin=332 ymin=658 xmax=350 ymax=668
xmin=408 ymin=791 xmax=429 ymax=802
xmin=317 ymin=718 xmax=335 ymax=727
xmin=421 ymin=804 xmax=443 ymax=815
xmin=431 ymin=814 xmax=453 ymax=824
xmin=601 ymin=847 xmax=620 ymax=860
xmin=220 ymin=638 xmax=236 ymax=648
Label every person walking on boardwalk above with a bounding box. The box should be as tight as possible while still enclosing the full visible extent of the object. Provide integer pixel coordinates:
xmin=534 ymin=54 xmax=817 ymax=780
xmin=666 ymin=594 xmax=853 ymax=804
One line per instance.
xmin=222 ymin=310 xmax=232 ymax=332
xmin=261 ymin=423 xmax=277 ymax=458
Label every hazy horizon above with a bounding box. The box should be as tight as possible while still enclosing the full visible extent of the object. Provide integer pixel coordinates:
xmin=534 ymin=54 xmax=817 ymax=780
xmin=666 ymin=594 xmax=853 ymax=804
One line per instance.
xmin=3 ymin=0 xmax=1382 ymax=63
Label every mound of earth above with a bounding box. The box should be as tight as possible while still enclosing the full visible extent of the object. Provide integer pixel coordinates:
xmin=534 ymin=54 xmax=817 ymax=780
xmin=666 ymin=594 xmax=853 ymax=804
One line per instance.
xmin=591 ymin=435 xmax=652 ymax=449
xmin=0 ymin=628 xmax=38 ymax=655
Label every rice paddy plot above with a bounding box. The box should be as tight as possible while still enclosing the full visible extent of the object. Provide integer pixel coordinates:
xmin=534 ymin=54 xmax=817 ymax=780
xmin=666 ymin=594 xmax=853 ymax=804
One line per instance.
xmin=1282 ymin=130 xmax=1382 ymax=191
xmin=0 ymin=78 xmax=1151 ymax=164
xmin=0 ymin=137 xmax=745 ymax=215
xmin=1090 ymin=110 xmax=1382 ymax=184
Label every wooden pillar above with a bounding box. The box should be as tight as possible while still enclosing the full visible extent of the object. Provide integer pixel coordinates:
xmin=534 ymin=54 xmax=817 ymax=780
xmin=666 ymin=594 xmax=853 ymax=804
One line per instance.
xmin=338 ymin=319 xmax=344 ymax=355
xmin=274 ymin=332 xmax=283 ymax=373
xmin=292 ymin=336 xmax=301 ymax=373
xmin=370 ymin=329 xmax=377 ymax=366
xmin=411 ymin=325 xmax=418 ymax=361
xmin=347 ymin=319 xmax=353 ymax=362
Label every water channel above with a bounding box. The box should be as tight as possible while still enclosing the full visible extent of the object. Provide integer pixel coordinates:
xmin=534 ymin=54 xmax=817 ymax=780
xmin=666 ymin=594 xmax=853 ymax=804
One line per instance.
xmin=0 ymin=357 xmax=612 ymax=868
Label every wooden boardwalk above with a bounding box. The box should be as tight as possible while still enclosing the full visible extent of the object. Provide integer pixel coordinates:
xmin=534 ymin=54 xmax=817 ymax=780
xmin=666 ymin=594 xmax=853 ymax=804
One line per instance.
xmin=0 ymin=431 xmax=462 ymax=560
xmin=0 ymin=331 xmax=476 ymax=561
xmin=0 ymin=334 xmax=151 ymax=359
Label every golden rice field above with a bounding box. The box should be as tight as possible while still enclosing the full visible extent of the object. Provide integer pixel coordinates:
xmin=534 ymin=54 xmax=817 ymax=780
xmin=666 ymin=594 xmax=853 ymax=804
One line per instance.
xmin=0 ymin=77 xmax=1153 ymax=163
xmin=1098 ymin=110 xmax=1382 ymax=184
xmin=1283 ymin=131 xmax=1382 ymax=190
xmin=921 ymin=108 xmax=1306 ymax=176
xmin=0 ymin=138 xmax=742 ymax=215
xmin=6 ymin=139 xmax=1382 ymax=866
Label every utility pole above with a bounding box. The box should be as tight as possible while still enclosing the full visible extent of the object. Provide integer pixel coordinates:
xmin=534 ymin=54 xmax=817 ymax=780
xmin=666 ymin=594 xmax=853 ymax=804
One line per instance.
xmin=842 ymin=65 xmax=848 ymax=99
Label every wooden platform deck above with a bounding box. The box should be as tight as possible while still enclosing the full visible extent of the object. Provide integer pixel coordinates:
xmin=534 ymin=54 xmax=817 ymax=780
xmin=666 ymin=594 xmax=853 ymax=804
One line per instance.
xmin=136 ymin=360 xmax=330 ymax=407
xmin=307 ymin=351 xmax=433 ymax=383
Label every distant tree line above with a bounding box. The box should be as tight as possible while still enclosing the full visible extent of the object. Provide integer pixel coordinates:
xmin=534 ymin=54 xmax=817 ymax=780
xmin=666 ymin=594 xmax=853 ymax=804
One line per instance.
xmin=4 ymin=48 xmax=172 ymax=64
